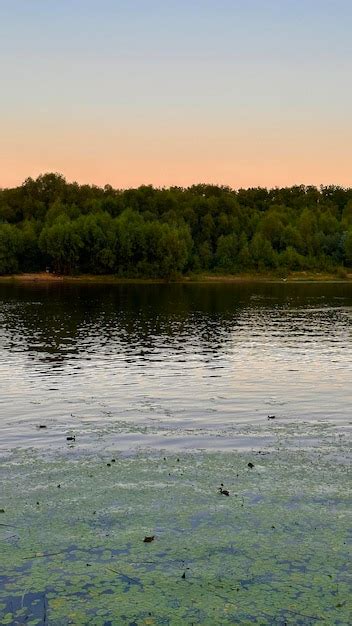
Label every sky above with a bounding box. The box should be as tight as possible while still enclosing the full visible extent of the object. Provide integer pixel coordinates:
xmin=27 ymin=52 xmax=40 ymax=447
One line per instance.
xmin=1 ymin=0 xmax=352 ymax=189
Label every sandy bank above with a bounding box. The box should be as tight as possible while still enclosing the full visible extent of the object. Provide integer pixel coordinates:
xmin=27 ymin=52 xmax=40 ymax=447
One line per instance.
xmin=0 ymin=271 xmax=352 ymax=284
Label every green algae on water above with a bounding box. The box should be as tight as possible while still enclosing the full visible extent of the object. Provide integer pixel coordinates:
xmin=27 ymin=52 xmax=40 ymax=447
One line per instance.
xmin=0 ymin=438 xmax=351 ymax=625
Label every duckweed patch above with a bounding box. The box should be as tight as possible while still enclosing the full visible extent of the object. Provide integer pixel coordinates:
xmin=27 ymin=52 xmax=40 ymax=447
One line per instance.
xmin=0 ymin=441 xmax=351 ymax=625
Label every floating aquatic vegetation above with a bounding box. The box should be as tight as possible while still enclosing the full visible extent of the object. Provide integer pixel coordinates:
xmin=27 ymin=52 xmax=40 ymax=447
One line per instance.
xmin=0 ymin=437 xmax=351 ymax=624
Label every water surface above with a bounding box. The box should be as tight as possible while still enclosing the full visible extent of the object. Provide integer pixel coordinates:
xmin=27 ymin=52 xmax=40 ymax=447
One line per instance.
xmin=1 ymin=282 xmax=352 ymax=625
xmin=1 ymin=281 xmax=351 ymax=452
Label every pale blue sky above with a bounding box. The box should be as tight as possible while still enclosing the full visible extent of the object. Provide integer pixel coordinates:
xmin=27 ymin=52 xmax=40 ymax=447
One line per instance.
xmin=1 ymin=1 xmax=351 ymax=188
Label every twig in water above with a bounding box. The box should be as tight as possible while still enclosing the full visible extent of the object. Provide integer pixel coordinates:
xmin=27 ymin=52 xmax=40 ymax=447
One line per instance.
xmin=108 ymin=567 xmax=141 ymax=586
xmin=2 ymin=534 xmax=17 ymax=541
xmin=23 ymin=550 xmax=67 ymax=560
xmin=43 ymin=593 xmax=48 ymax=625
xmin=285 ymin=609 xmax=321 ymax=621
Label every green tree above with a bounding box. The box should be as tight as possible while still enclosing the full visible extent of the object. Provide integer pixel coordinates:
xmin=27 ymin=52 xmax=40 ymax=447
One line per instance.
xmin=2 ymin=173 xmax=352 ymax=277
xmin=279 ymin=246 xmax=305 ymax=270
xmin=258 ymin=212 xmax=284 ymax=251
xmin=250 ymin=233 xmax=277 ymax=270
xmin=144 ymin=222 xmax=191 ymax=278
xmin=19 ymin=220 xmax=42 ymax=271
xmin=0 ymin=224 xmax=22 ymax=274
xmin=77 ymin=212 xmax=116 ymax=273
xmin=39 ymin=217 xmax=82 ymax=274
xmin=343 ymin=229 xmax=352 ymax=266
xmin=216 ymin=234 xmax=238 ymax=271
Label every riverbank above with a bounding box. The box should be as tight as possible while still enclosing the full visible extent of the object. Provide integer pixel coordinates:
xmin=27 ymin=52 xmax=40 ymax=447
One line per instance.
xmin=1 ymin=270 xmax=352 ymax=284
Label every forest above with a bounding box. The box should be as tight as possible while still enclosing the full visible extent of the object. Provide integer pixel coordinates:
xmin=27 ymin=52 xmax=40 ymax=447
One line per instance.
xmin=1 ymin=173 xmax=352 ymax=278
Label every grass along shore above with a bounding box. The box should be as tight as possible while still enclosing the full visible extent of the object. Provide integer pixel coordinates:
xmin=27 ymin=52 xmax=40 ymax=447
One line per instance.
xmin=1 ymin=270 xmax=352 ymax=284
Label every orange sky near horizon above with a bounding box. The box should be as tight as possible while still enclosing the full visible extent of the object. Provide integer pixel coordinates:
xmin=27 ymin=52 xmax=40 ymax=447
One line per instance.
xmin=2 ymin=118 xmax=351 ymax=190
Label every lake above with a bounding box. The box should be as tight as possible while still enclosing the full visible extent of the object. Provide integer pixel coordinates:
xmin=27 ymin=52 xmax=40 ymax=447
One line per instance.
xmin=0 ymin=281 xmax=351 ymax=452
xmin=0 ymin=282 xmax=351 ymax=625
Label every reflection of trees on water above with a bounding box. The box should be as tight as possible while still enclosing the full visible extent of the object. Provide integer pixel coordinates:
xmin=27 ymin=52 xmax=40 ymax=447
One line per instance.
xmin=0 ymin=283 xmax=351 ymax=369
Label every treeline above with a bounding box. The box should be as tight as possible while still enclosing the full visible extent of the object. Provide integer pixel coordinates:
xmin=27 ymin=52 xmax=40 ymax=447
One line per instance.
xmin=1 ymin=173 xmax=352 ymax=277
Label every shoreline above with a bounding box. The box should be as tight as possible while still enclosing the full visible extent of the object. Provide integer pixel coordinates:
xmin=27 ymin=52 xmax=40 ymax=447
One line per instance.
xmin=0 ymin=271 xmax=352 ymax=285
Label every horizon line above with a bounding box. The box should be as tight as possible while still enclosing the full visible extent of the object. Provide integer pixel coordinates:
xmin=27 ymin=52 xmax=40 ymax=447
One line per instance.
xmin=1 ymin=173 xmax=351 ymax=194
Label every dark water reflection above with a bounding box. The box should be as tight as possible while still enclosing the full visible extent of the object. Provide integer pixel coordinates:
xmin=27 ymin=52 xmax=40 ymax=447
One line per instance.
xmin=0 ymin=282 xmax=351 ymax=450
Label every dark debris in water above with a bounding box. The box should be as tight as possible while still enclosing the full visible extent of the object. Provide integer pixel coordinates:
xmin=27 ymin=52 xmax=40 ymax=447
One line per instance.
xmin=219 ymin=483 xmax=230 ymax=496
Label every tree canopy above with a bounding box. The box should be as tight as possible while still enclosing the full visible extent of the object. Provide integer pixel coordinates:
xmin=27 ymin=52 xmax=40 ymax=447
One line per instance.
xmin=1 ymin=174 xmax=352 ymax=277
